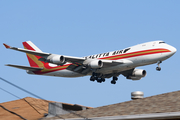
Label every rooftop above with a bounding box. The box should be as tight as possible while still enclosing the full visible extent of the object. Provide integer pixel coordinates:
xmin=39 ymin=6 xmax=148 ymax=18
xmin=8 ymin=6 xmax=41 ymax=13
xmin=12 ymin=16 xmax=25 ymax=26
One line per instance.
xmin=50 ymin=90 xmax=180 ymax=119
xmin=1 ymin=90 xmax=180 ymax=120
xmin=0 ymin=97 xmax=50 ymax=120
xmin=0 ymin=97 xmax=92 ymax=120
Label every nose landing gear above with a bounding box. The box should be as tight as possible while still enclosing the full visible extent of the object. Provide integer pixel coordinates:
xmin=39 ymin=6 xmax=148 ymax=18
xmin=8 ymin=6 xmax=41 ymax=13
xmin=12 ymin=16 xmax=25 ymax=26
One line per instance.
xmin=156 ymin=61 xmax=162 ymax=71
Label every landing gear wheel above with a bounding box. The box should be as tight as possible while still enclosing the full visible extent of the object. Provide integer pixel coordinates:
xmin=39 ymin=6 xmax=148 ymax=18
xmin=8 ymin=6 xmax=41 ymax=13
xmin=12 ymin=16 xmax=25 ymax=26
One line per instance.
xmin=90 ymin=72 xmax=106 ymax=83
xmin=97 ymin=79 xmax=102 ymax=83
xmin=95 ymin=77 xmax=99 ymax=80
xmin=156 ymin=67 xmax=161 ymax=71
xmin=111 ymin=80 xmax=116 ymax=84
xmin=90 ymin=76 xmax=95 ymax=81
xmin=101 ymin=78 xmax=105 ymax=82
xmin=111 ymin=76 xmax=118 ymax=84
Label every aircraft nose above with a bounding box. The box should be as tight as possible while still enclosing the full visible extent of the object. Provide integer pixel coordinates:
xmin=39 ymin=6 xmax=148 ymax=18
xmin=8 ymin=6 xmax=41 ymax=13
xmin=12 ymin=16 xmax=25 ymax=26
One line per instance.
xmin=170 ymin=46 xmax=177 ymax=54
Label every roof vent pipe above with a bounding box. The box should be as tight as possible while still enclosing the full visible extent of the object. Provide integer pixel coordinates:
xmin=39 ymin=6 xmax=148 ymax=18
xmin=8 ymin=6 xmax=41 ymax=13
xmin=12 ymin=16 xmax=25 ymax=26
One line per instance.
xmin=131 ymin=91 xmax=144 ymax=100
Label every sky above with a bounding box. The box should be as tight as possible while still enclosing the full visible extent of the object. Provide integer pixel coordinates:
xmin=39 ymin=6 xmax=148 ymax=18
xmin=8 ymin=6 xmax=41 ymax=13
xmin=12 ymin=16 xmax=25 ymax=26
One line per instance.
xmin=0 ymin=0 xmax=180 ymax=108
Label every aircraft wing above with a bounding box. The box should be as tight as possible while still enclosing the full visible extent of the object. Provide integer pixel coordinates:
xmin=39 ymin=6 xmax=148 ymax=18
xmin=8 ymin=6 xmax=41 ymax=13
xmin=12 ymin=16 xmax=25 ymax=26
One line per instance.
xmin=3 ymin=43 xmax=50 ymax=57
xmin=3 ymin=43 xmax=85 ymax=63
xmin=3 ymin=43 xmax=131 ymax=73
xmin=5 ymin=64 xmax=43 ymax=71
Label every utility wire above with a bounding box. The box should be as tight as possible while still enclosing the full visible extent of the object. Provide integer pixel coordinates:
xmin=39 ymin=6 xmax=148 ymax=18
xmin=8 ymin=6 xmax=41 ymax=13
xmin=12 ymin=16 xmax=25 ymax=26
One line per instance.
xmin=0 ymin=77 xmax=65 ymax=119
xmin=0 ymin=77 xmax=88 ymax=119
xmin=0 ymin=87 xmax=27 ymax=120
xmin=0 ymin=87 xmax=21 ymax=99
xmin=0 ymin=77 xmax=45 ymax=100
xmin=0 ymin=86 xmax=49 ymax=118
xmin=0 ymin=86 xmax=48 ymax=114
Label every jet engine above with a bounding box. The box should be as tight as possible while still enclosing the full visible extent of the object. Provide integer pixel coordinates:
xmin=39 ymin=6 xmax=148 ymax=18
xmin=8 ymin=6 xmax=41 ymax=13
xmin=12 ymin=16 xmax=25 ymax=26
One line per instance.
xmin=89 ymin=60 xmax=103 ymax=69
xmin=49 ymin=55 xmax=66 ymax=65
xmin=126 ymin=69 xmax=146 ymax=80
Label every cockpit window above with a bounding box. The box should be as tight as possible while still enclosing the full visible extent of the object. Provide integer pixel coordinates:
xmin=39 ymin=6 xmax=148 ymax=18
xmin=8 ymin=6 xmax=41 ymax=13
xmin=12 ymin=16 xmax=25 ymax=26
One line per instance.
xmin=159 ymin=42 xmax=165 ymax=44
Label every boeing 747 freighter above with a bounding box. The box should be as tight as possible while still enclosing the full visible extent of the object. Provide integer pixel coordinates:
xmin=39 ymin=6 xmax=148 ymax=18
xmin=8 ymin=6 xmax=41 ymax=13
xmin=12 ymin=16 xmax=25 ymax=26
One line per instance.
xmin=3 ymin=41 xmax=176 ymax=84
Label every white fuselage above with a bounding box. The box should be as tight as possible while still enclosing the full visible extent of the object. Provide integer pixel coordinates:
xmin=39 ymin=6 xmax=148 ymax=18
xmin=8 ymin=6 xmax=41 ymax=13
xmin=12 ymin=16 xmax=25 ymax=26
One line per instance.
xmin=28 ymin=41 xmax=176 ymax=78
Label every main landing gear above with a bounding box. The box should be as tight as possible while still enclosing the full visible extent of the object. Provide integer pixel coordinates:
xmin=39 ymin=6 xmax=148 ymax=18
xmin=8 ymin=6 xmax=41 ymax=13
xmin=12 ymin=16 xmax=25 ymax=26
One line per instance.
xmin=90 ymin=72 xmax=105 ymax=83
xmin=111 ymin=76 xmax=118 ymax=84
xmin=90 ymin=76 xmax=105 ymax=83
xmin=90 ymin=72 xmax=118 ymax=84
xmin=156 ymin=61 xmax=162 ymax=71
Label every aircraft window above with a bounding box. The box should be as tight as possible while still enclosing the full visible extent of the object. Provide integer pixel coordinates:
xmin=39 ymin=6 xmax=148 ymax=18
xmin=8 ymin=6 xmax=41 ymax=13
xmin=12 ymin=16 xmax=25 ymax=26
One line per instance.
xmin=116 ymin=50 xmax=121 ymax=54
xmin=99 ymin=54 xmax=102 ymax=57
xmin=119 ymin=50 xmax=123 ymax=54
xmin=112 ymin=51 xmax=116 ymax=55
xmin=106 ymin=52 xmax=109 ymax=56
xmin=96 ymin=55 xmax=98 ymax=58
xmin=123 ymin=48 xmax=130 ymax=53
xmin=159 ymin=42 xmax=165 ymax=44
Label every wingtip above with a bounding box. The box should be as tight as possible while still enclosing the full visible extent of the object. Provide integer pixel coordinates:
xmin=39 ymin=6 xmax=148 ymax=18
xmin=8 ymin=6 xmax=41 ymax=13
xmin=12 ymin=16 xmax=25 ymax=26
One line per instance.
xmin=5 ymin=64 xmax=11 ymax=67
xmin=3 ymin=43 xmax=11 ymax=49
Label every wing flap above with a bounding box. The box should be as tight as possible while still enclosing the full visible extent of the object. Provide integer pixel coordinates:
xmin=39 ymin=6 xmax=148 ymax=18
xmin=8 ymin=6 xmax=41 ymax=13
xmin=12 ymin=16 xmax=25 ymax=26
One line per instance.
xmin=101 ymin=59 xmax=124 ymax=64
xmin=64 ymin=56 xmax=85 ymax=63
xmin=5 ymin=64 xmax=43 ymax=71
xmin=101 ymin=59 xmax=132 ymax=67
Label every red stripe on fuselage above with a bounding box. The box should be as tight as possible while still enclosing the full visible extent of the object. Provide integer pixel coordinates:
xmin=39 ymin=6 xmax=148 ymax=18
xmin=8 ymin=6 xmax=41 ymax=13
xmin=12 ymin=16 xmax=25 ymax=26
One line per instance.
xmin=101 ymin=48 xmax=170 ymax=60
xmin=32 ymin=48 xmax=171 ymax=75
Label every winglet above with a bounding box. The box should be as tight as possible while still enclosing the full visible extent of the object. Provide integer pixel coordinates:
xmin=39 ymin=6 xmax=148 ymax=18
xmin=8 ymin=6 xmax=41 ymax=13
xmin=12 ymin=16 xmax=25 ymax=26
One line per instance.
xmin=3 ymin=43 xmax=11 ymax=49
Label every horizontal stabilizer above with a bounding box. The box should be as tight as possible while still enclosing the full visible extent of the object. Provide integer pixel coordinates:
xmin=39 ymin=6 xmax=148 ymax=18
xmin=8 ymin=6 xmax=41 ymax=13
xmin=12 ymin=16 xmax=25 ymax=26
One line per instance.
xmin=5 ymin=64 xmax=43 ymax=71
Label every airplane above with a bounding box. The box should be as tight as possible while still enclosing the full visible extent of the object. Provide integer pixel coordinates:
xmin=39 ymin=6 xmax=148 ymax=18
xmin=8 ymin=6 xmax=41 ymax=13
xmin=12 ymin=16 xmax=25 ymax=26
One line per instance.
xmin=3 ymin=41 xmax=177 ymax=84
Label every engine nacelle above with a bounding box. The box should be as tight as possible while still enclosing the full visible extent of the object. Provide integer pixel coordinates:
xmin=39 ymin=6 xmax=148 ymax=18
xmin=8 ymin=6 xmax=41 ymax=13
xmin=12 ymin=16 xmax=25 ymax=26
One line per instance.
xmin=132 ymin=69 xmax=146 ymax=77
xmin=89 ymin=60 xmax=103 ymax=69
xmin=126 ymin=76 xmax=142 ymax=80
xmin=127 ymin=69 xmax=147 ymax=80
xmin=49 ymin=55 xmax=65 ymax=65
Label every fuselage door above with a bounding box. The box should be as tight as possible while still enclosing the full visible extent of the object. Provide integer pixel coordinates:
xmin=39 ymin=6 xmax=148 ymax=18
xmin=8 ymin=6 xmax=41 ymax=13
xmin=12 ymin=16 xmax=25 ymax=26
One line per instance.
xmin=152 ymin=41 xmax=156 ymax=46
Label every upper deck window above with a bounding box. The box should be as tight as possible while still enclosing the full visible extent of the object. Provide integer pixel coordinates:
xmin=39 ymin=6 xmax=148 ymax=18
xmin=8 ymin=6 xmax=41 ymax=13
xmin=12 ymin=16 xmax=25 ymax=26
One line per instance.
xmin=159 ymin=42 xmax=165 ymax=44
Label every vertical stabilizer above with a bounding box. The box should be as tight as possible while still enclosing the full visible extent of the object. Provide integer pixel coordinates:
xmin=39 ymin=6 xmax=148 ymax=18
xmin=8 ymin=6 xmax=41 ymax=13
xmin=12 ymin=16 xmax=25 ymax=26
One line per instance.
xmin=23 ymin=41 xmax=45 ymax=68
